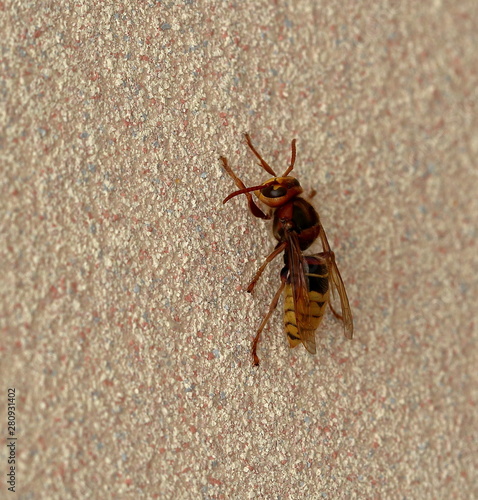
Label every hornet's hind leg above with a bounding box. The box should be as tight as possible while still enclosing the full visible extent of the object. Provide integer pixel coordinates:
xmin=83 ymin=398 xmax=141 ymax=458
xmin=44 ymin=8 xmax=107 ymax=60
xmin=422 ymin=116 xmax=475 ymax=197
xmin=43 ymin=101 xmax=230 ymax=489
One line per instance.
xmin=251 ymin=272 xmax=287 ymax=366
xmin=328 ymin=302 xmax=343 ymax=321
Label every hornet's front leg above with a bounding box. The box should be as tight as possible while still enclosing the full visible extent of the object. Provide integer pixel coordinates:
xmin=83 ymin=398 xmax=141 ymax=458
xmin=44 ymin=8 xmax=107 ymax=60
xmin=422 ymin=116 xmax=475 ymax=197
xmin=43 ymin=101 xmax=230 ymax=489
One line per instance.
xmin=220 ymin=156 xmax=271 ymax=220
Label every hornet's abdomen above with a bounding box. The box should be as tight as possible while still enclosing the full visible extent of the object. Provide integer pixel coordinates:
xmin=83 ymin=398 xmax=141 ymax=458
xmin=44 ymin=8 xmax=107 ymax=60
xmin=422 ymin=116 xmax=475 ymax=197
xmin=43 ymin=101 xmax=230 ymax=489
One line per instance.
xmin=284 ymin=256 xmax=330 ymax=349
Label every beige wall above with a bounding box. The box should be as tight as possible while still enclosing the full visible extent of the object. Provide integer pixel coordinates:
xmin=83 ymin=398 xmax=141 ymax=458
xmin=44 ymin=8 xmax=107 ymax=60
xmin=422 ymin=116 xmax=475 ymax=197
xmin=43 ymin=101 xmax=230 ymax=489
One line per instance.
xmin=1 ymin=1 xmax=477 ymax=498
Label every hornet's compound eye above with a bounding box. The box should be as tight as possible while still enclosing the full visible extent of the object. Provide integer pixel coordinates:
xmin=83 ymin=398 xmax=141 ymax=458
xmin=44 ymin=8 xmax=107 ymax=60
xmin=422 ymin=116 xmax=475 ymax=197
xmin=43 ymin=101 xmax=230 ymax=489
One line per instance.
xmin=261 ymin=185 xmax=287 ymax=198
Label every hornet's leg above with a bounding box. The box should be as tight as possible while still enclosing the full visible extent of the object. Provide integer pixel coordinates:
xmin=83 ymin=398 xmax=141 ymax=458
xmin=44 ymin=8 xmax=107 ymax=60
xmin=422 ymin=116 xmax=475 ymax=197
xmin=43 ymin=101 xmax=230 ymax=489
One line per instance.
xmin=329 ymin=302 xmax=343 ymax=321
xmin=220 ymin=156 xmax=270 ymax=220
xmin=247 ymin=241 xmax=287 ymax=293
xmin=251 ymin=277 xmax=287 ymax=366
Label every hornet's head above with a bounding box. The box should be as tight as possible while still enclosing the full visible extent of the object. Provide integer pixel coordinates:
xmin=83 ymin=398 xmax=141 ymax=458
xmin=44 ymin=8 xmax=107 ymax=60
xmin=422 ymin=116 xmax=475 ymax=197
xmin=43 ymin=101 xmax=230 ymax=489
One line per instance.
xmin=256 ymin=176 xmax=303 ymax=207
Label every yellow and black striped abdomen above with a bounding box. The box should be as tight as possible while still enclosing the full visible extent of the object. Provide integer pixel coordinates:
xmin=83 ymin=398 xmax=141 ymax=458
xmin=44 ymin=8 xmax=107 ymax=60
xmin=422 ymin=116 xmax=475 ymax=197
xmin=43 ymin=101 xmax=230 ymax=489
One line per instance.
xmin=284 ymin=256 xmax=330 ymax=350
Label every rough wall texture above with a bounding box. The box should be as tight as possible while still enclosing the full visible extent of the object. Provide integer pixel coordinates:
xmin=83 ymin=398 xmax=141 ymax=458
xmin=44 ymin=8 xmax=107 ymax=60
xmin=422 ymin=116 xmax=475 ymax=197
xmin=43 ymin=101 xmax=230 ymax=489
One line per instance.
xmin=1 ymin=0 xmax=477 ymax=498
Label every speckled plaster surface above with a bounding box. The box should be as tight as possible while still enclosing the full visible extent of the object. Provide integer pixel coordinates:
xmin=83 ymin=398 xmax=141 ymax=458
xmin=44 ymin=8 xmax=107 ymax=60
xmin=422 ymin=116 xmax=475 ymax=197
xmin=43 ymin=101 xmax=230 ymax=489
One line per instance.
xmin=1 ymin=1 xmax=477 ymax=498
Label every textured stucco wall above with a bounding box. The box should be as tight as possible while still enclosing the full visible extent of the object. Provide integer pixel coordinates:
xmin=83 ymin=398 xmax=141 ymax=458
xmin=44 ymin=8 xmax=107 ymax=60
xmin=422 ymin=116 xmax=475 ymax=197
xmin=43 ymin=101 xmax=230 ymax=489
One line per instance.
xmin=1 ymin=1 xmax=477 ymax=498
